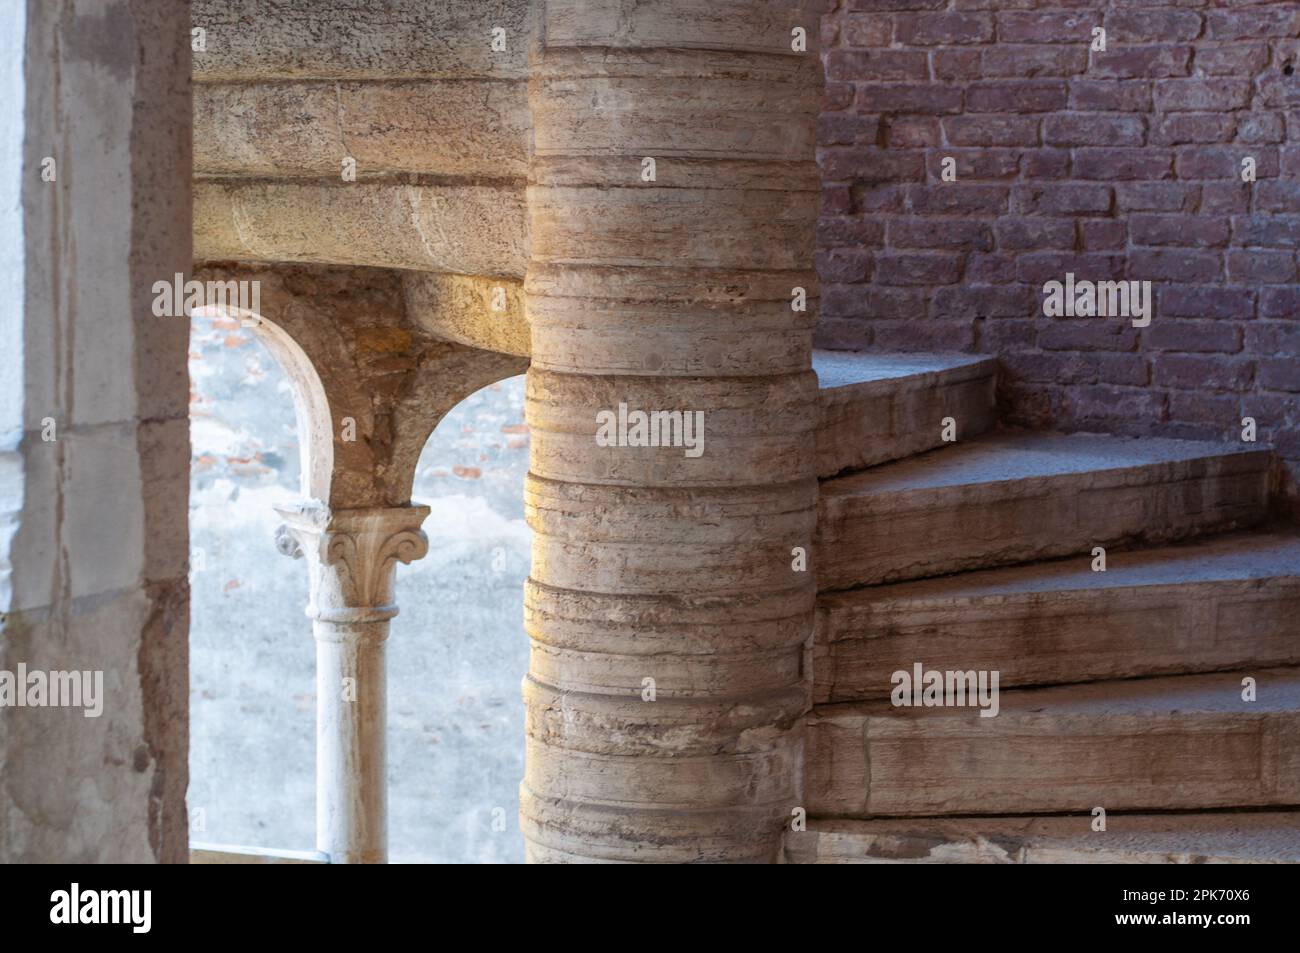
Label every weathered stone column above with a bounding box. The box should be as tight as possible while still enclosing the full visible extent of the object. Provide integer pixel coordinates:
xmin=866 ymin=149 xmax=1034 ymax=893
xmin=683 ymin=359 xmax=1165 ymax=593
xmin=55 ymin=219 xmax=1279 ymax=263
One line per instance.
xmin=522 ymin=0 xmax=824 ymax=862
xmin=275 ymin=502 xmax=429 ymax=864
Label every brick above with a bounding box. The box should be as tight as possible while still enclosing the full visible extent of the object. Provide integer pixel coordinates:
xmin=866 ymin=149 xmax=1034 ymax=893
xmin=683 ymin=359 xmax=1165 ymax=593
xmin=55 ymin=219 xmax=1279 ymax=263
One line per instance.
xmin=926 ymin=149 xmax=1021 ymax=179
xmin=825 ymin=50 xmax=929 ymax=82
xmin=932 ymin=284 xmax=1035 ymax=318
xmin=1257 ymin=76 xmax=1300 ymax=111
xmin=889 ymin=217 xmax=994 ymax=251
xmin=873 ymin=252 xmax=963 ymax=285
xmin=902 ymin=183 xmax=1009 ymax=214
xmin=820 ymin=147 xmax=926 ymax=183
xmin=1144 ymin=321 xmax=1243 ymax=354
xmin=1074 ymin=148 xmax=1173 ymax=180
xmin=1003 ymin=351 xmax=1101 ymax=385
xmin=1246 ymin=322 xmax=1300 ymax=354
xmin=967 ymin=81 xmax=1068 ymax=113
xmin=1159 ymin=285 xmax=1257 ymax=320
xmin=1132 ymin=214 xmax=1230 ymax=247
xmin=1195 ymin=44 xmax=1270 ymax=76
xmin=817 ymin=216 xmax=887 ymax=247
xmin=858 ymin=84 xmax=964 ymax=114
xmin=1259 ymin=359 xmax=1300 ymax=392
xmin=840 ymin=14 xmax=894 ymax=47
xmin=1168 ymin=392 xmax=1241 ymax=427
xmin=1154 ymin=79 xmax=1252 ymax=111
xmin=846 ymin=0 xmax=946 ymax=10
xmin=1227 ymin=249 xmax=1298 ymax=283
xmin=1065 ymin=385 xmax=1167 ymax=427
xmin=820 ymin=284 xmax=926 ymax=320
xmin=931 ymin=48 xmax=982 ymax=81
xmin=895 ymin=12 xmax=993 ymax=45
xmin=1152 ymin=114 xmax=1236 ymax=146
xmin=997 ymin=11 xmax=1096 ymax=44
xmin=1129 ymin=248 xmax=1224 ymax=281
xmin=1088 ymin=45 xmax=1191 ymax=80
xmin=1021 ymin=149 xmax=1071 ymax=178
xmin=967 ymin=253 xmax=1018 ymax=283
xmin=1177 ymin=146 xmax=1276 ymax=179
xmin=1153 ymin=355 xmax=1254 ymax=391
xmin=1260 ymin=288 xmax=1300 ymax=319
xmin=944 ymin=115 xmax=1040 ymax=147
xmin=1080 ymin=220 xmax=1127 ymax=251
xmin=1044 ymin=114 xmax=1145 ymax=147
xmin=1206 ymin=8 xmax=1300 ymax=41
xmin=822 ymin=184 xmax=853 ymax=217
xmin=873 ymin=320 xmax=976 ymax=351
xmin=977 ymin=319 xmax=1038 ymax=351
xmin=1069 ymin=80 xmax=1152 ymax=112
xmin=1015 ymin=183 xmax=1113 ymax=215
xmin=823 ymin=83 xmax=855 ymax=112
xmin=818 ymin=113 xmax=882 ymax=146
xmin=1105 ymin=10 xmax=1203 ymax=42
xmin=1200 ymin=182 xmax=1251 ymax=214
xmin=1015 ymin=252 xmax=1126 ymax=284
xmin=1039 ymin=321 xmax=1138 ymax=352
xmin=884 ymin=116 xmax=941 ymax=148
xmin=995 ymin=216 xmax=1075 ymax=249
xmin=816 ymin=248 xmax=873 ymax=283
xmin=981 ymin=46 xmax=1088 ymax=78
xmin=1115 ymin=182 xmax=1198 ymax=212
xmin=1258 ymin=181 xmax=1300 ymax=212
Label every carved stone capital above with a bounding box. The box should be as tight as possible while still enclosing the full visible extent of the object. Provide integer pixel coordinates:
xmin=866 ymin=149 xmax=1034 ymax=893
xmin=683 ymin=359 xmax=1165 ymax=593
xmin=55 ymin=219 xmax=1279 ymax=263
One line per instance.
xmin=274 ymin=501 xmax=430 ymax=626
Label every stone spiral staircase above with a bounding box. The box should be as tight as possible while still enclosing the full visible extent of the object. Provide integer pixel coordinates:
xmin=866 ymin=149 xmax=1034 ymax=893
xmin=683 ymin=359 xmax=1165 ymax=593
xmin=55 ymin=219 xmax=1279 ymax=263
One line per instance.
xmin=794 ymin=350 xmax=1300 ymax=864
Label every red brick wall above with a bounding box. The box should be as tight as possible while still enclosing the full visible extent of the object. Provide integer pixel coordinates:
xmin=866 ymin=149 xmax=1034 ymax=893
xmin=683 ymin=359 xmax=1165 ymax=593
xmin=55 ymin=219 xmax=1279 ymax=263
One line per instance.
xmin=817 ymin=0 xmax=1300 ymax=495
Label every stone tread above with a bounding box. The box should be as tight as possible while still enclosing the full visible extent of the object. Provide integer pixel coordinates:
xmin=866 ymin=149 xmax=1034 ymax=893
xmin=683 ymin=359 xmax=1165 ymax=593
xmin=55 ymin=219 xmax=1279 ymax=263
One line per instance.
xmin=820 ymin=531 xmax=1300 ymax=605
xmin=816 ymin=430 xmax=1272 ymax=589
xmin=785 ymin=812 xmax=1300 ymax=864
xmin=814 ymin=532 xmax=1300 ymax=703
xmin=812 ymin=350 xmax=994 ymax=393
xmin=822 ymin=430 xmax=1267 ymax=497
xmin=807 ymin=667 xmax=1300 ymax=816
xmin=812 ymin=350 xmax=997 ymax=478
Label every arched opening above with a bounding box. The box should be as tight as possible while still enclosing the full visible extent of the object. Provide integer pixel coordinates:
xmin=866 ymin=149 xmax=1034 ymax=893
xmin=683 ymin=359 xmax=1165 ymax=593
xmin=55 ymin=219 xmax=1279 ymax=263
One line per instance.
xmin=388 ymin=374 xmax=530 ymax=863
xmin=187 ymin=307 xmax=315 ymax=851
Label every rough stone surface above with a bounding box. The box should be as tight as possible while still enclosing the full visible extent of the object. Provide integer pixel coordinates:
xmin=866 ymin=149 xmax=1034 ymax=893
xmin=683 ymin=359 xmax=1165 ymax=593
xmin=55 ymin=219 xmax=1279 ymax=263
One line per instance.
xmin=194 ymin=180 xmax=527 ymax=278
xmin=807 ymin=667 xmax=1300 ymax=817
xmin=521 ymin=0 xmax=825 ymax=864
xmin=818 ymin=431 xmax=1273 ymax=589
xmin=814 ymin=350 xmax=996 ymax=477
xmin=786 ymin=813 xmax=1300 ymax=864
xmin=816 ymin=532 xmax=1300 ymax=703
xmin=0 ymin=0 xmax=191 ymax=864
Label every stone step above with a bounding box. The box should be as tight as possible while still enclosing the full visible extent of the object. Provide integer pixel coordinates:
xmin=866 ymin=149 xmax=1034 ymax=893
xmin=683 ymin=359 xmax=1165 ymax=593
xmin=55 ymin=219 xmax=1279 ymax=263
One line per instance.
xmin=784 ymin=812 xmax=1300 ymax=864
xmin=815 ymin=532 xmax=1300 ymax=704
xmin=807 ymin=667 xmax=1300 ymax=818
xmin=817 ymin=431 xmax=1272 ymax=591
xmin=812 ymin=351 xmax=996 ymax=479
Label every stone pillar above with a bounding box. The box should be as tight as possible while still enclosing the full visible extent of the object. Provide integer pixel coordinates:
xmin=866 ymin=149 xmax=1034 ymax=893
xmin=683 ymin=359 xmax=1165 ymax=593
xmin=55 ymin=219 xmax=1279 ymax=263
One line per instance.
xmin=522 ymin=0 xmax=824 ymax=862
xmin=275 ymin=502 xmax=430 ymax=864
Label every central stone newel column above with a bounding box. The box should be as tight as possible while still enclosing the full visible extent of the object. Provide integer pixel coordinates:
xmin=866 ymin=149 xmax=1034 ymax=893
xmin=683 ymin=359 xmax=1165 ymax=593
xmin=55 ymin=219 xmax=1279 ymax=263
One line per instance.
xmin=275 ymin=502 xmax=430 ymax=864
xmin=522 ymin=0 xmax=824 ymax=862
